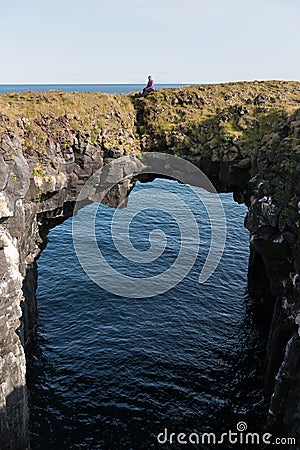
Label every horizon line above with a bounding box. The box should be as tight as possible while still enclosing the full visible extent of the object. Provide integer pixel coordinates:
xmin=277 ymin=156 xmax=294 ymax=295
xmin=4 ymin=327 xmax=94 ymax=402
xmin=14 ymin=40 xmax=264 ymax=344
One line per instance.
xmin=0 ymin=78 xmax=298 ymax=86
xmin=0 ymin=82 xmax=191 ymax=86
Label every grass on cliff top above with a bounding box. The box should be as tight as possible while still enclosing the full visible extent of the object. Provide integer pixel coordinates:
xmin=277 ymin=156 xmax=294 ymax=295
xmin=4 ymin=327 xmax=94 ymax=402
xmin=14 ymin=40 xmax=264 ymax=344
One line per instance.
xmin=1 ymin=80 xmax=299 ymax=126
xmin=0 ymin=90 xmax=135 ymax=136
xmin=131 ymin=80 xmax=300 ymax=132
xmin=0 ymin=81 xmax=299 ymax=152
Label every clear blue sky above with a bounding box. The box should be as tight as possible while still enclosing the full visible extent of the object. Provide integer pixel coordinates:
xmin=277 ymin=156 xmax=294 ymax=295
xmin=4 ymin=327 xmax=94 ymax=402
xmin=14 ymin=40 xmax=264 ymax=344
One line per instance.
xmin=1 ymin=0 xmax=299 ymax=84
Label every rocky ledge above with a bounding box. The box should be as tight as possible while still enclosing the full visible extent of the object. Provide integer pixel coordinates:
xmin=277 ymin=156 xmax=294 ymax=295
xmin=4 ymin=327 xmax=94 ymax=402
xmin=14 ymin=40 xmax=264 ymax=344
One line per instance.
xmin=0 ymin=81 xmax=300 ymax=448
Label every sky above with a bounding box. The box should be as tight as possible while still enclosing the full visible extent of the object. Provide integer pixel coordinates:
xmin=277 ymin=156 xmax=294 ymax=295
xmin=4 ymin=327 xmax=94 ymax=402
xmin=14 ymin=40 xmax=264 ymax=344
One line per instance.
xmin=0 ymin=0 xmax=299 ymax=84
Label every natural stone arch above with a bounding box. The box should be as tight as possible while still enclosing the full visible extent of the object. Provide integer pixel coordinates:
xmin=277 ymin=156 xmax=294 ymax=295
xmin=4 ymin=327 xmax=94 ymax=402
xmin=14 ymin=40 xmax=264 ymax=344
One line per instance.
xmin=0 ymin=81 xmax=300 ymax=447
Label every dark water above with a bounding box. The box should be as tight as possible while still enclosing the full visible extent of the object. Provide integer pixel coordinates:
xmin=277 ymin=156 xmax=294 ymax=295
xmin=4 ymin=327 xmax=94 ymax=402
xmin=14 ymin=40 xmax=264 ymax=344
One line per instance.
xmin=27 ymin=178 xmax=268 ymax=450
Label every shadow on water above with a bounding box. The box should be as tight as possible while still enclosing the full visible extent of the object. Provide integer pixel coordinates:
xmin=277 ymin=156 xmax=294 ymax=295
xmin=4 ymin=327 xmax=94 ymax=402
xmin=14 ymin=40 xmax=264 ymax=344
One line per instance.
xmin=26 ymin=291 xmax=270 ymax=450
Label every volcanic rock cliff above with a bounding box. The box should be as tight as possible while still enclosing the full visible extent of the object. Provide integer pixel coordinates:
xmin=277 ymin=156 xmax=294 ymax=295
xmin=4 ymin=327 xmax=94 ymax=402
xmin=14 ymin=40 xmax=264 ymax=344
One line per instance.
xmin=0 ymin=81 xmax=300 ymax=449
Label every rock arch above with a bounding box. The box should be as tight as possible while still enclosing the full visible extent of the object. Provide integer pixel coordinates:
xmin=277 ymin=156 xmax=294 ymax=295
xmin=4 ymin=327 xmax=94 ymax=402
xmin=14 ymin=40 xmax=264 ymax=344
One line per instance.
xmin=0 ymin=81 xmax=300 ymax=447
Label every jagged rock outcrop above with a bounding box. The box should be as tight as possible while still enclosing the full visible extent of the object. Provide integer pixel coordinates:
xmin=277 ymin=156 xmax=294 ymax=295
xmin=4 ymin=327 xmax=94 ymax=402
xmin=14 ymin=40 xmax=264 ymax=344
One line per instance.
xmin=0 ymin=81 xmax=299 ymax=448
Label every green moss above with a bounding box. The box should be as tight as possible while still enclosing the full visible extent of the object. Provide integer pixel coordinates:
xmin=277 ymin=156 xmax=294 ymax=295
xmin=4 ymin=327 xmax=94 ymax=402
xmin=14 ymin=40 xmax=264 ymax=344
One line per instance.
xmin=98 ymin=119 xmax=105 ymax=128
xmin=220 ymin=121 xmax=243 ymax=138
xmin=32 ymin=166 xmax=46 ymax=177
xmin=241 ymin=112 xmax=277 ymax=143
xmin=90 ymin=128 xmax=100 ymax=144
xmin=160 ymin=122 xmax=174 ymax=132
xmin=10 ymin=171 xmax=17 ymax=182
xmin=24 ymin=137 xmax=32 ymax=148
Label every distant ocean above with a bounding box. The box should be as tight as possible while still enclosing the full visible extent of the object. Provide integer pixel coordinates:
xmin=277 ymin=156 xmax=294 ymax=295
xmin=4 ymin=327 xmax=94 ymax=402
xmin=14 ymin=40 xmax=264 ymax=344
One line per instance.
xmin=2 ymin=84 xmax=268 ymax=449
xmin=0 ymin=84 xmax=187 ymax=95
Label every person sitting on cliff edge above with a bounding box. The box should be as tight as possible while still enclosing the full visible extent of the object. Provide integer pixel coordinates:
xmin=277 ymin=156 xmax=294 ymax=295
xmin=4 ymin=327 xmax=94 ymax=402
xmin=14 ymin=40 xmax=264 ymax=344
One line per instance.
xmin=142 ymin=75 xmax=155 ymax=96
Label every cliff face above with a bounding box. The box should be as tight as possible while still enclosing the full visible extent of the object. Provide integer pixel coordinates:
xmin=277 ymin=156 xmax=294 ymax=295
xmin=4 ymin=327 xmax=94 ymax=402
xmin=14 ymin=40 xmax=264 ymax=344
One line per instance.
xmin=0 ymin=81 xmax=300 ymax=448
